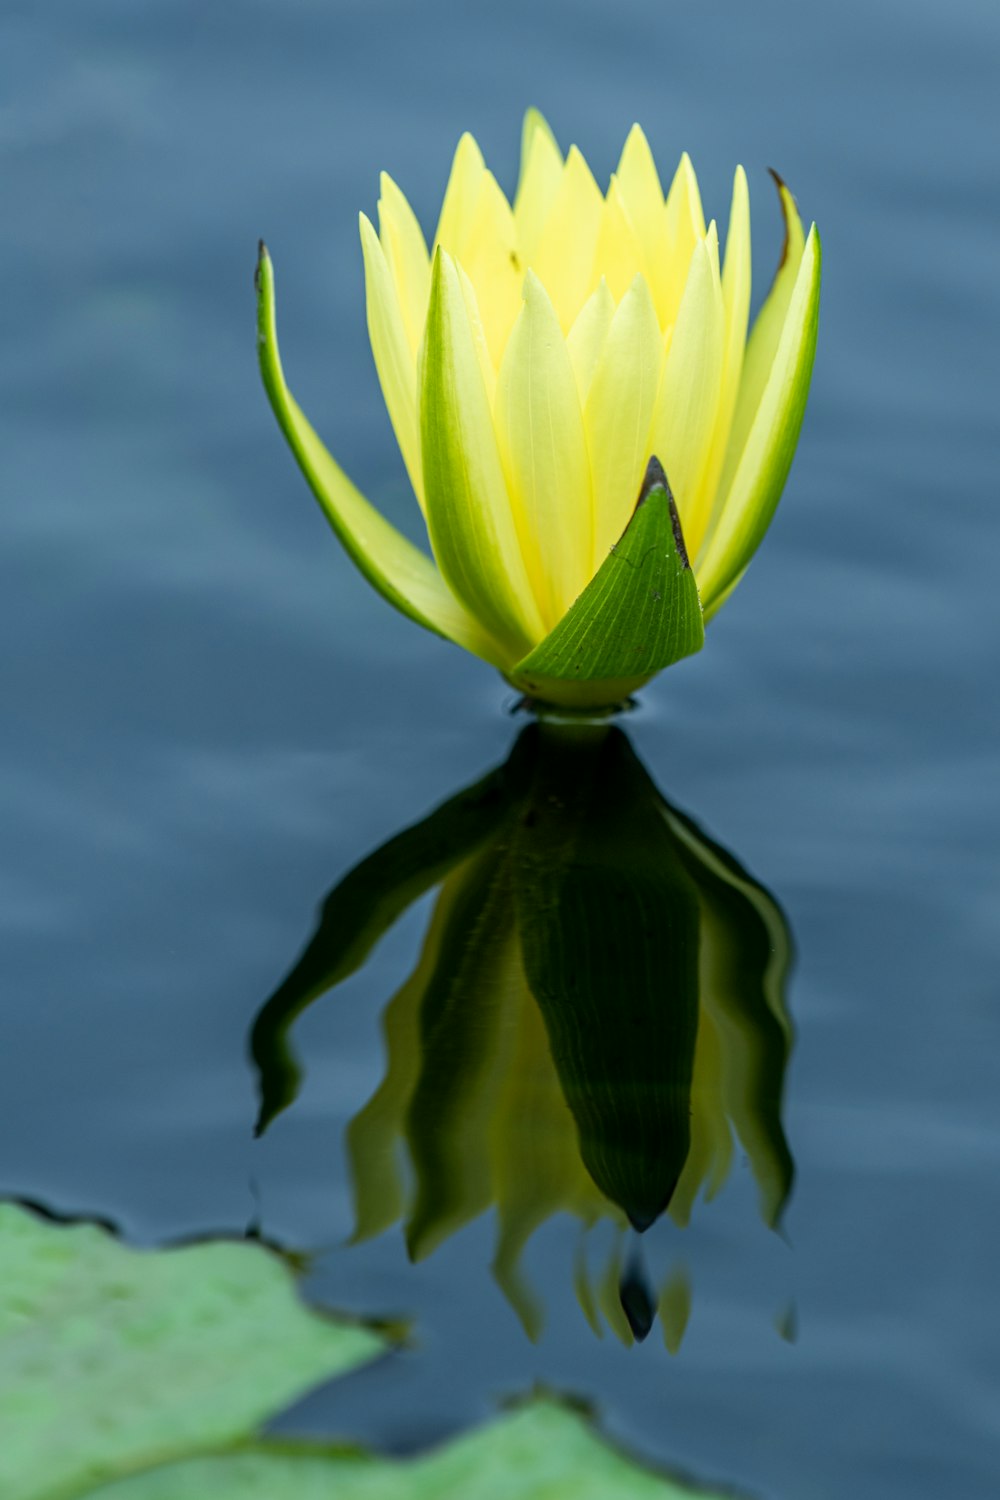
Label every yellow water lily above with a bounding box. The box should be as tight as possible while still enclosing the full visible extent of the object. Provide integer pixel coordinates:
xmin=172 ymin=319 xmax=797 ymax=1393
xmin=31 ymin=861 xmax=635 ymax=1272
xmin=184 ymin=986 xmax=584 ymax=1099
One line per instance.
xmin=256 ymin=110 xmax=820 ymax=708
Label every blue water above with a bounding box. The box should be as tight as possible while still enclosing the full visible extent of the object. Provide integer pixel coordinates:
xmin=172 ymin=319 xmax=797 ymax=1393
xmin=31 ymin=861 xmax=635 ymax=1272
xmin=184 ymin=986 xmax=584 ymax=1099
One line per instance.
xmin=3 ymin=1 xmax=1000 ymax=1496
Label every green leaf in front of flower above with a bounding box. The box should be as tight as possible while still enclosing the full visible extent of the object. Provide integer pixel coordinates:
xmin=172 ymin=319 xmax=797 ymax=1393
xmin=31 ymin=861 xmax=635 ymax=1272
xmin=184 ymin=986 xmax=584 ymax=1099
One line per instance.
xmin=254 ymin=242 xmax=505 ymax=666
xmin=509 ymin=458 xmax=705 ymax=708
xmin=86 ymin=1396 xmax=733 ymax=1500
xmin=0 ymin=1204 xmax=383 ymax=1500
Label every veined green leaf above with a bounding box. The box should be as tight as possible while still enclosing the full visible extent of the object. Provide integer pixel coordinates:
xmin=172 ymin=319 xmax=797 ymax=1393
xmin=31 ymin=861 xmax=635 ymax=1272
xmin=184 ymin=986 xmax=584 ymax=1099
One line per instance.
xmin=697 ymin=225 xmax=821 ymax=613
xmin=254 ymin=243 xmax=504 ymax=666
xmin=509 ymin=458 xmax=704 ymax=708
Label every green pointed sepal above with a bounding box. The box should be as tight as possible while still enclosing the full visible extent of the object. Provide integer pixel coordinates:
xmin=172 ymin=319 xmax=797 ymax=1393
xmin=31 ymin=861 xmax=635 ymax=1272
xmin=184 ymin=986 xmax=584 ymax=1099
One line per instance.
xmin=508 ymin=459 xmax=705 ymax=710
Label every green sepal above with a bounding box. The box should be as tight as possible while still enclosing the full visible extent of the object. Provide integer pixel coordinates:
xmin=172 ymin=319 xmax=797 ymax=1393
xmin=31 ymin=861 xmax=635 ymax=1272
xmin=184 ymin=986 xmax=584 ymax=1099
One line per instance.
xmin=508 ymin=459 xmax=705 ymax=708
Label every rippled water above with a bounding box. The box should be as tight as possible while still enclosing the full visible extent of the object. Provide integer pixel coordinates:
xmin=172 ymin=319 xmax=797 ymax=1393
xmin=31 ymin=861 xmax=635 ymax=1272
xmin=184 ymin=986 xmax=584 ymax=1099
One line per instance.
xmin=3 ymin=2 xmax=1000 ymax=1497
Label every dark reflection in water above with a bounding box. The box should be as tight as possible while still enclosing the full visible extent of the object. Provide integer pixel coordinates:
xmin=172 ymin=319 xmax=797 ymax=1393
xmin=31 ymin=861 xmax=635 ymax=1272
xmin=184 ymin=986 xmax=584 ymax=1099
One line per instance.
xmin=251 ymin=721 xmax=794 ymax=1344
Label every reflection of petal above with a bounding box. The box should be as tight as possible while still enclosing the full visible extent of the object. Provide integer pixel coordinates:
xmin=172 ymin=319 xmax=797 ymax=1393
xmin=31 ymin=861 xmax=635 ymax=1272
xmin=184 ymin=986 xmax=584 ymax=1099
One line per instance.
xmin=659 ymin=1264 xmax=693 ymax=1354
xmin=491 ymin=973 xmax=609 ymax=1343
xmin=346 ymin=865 xmax=473 ymax=1245
xmin=405 ymin=847 xmax=519 ymax=1262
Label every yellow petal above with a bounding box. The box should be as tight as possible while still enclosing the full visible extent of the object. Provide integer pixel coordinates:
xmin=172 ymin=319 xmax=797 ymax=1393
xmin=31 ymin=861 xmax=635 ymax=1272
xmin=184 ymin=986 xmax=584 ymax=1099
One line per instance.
xmin=531 ymin=145 xmax=604 ymax=332
xmin=585 ymin=274 xmax=662 ymax=568
xmin=694 ymin=166 xmax=752 ymax=558
xmin=377 ymin=172 xmax=431 ymax=358
xmin=594 ymin=176 xmax=644 ymax=304
xmin=697 ymin=225 xmax=821 ymax=613
xmin=459 ymin=169 xmax=522 ymax=369
xmin=513 ymin=112 xmax=564 ymax=265
xmin=455 ymin=261 xmax=497 ymax=408
xmin=495 ymin=270 xmax=593 ymax=627
xmin=359 ymin=212 xmax=424 ymax=510
xmin=421 ymin=249 xmax=545 ymax=659
xmin=615 ymin=124 xmax=671 ymax=318
xmin=661 ymin=152 xmax=707 ymax=328
xmin=648 ymin=230 xmax=725 ymax=552
xmin=566 ymin=279 xmax=615 ymax=404
xmin=714 ymin=171 xmax=806 ymax=509
xmin=434 ymin=131 xmax=485 ymax=255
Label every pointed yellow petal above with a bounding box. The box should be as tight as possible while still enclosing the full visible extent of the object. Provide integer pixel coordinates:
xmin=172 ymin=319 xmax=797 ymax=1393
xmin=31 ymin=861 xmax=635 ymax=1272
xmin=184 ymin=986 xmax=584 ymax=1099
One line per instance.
xmin=459 ymin=170 xmax=522 ymax=369
xmin=698 ymin=225 xmax=821 ymax=613
xmin=694 ymin=167 xmax=752 ymax=557
xmin=434 ymin=131 xmax=485 ymax=254
xmin=585 ymin=275 xmax=662 ymax=567
xmin=661 ymin=152 xmax=707 ymax=328
xmin=614 ymin=124 xmax=671 ymax=318
xmin=359 ymin=213 xmax=424 ymax=510
xmin=421 ymin=249 xmax=545 ymax=659
xmin=513 ymin=114 xmax=564 ymax=264
xmin=566 ymin=279 xmax=615 ymax=403
xmin=255 ymin=243 xmax=501 ymax=664
xmin=714 ymin=171 xmax=807 ymax=509
xmin=377 ymin=172 xmax=431 ymax=358
xmin=648 ymin=230 xmax=725 ymax=552
xmin=517 ymin=106 xmax=560 ymax=193
xmin=594 ymin=177 xmax=644 ymax=304
xmin=495 ymin=271 xmax=593 ymax=628
xmin=531 ymin=145 xmax=604 ymax=332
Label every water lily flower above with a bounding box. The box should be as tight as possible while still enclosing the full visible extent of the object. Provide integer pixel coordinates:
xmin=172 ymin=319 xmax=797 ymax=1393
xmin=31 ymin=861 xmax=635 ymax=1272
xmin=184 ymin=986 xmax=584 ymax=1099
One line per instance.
xmin=256 ymin=111 xmax=820 ymax=707
xmin=251 ymin=722 xmax=795 ymax=1344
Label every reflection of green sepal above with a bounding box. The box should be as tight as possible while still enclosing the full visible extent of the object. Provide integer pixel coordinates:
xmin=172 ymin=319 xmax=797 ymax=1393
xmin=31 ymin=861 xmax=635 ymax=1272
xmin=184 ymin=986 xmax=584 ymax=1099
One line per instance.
xmin=251 ymin=763 xmax=517 ymax=1135
xmin=508 ymin=463 xmax=705 ymax=709
xmin=664 ymin=803 xmax=795 ymax=1227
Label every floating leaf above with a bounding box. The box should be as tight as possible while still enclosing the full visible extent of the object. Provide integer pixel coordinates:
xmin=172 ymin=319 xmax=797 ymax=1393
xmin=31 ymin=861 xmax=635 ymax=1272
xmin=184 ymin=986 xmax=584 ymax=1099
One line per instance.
xmin=0 ymin=1204 xmax=383 ymax=1500
xmin=89 ymin=1398 xmax=731 ymax=1499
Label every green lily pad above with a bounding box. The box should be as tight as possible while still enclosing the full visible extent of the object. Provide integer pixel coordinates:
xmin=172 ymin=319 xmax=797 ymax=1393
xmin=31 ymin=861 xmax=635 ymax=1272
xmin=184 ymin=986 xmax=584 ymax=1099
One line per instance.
xmin=89 ymin=1398 xmax=730 ymax=1499
xmin=0 ymin=1204 xmax=384 ymax=1500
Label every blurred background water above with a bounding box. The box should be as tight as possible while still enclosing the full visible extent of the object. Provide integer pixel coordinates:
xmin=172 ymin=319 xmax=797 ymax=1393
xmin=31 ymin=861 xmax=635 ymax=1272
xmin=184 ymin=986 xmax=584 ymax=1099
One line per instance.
xmin=2 ymin=1 xmax=999 ymax=1497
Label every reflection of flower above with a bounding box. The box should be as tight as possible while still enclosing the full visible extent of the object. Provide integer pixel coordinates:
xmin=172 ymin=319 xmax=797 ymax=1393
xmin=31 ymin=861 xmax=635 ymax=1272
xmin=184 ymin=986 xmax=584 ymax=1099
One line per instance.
xmin=256 ymin=111 xmax=821 ymax=708
xmin=252 ymin=724 xmax=794 ymax=1344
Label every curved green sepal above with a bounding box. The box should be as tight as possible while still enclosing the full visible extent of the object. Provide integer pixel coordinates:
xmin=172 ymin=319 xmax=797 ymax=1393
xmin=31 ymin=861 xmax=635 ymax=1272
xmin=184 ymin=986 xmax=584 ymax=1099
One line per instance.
xmin=254 ymin=243 xmax=504 ymax=666
xmin=509 ymin=459 xmax=705 ymax=708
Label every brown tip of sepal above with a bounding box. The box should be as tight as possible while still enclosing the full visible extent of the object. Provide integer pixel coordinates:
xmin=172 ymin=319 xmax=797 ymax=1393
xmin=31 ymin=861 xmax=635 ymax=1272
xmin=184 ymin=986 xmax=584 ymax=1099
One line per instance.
xmin=637 ymin=455 xmax=690 ymax=570
xmin=254 ymin=239 xmax=268 ymax=293
xmin=767 ymin=169 xmax=800 ymax=268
